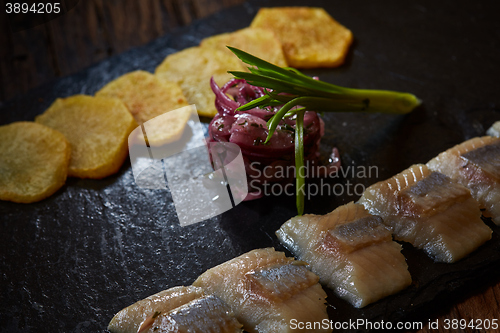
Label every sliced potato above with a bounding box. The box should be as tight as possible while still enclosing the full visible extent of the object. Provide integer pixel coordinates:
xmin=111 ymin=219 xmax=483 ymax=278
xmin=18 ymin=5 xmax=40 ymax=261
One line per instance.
xmin=36 ymin=95 xmax=137 ymax=179
xmin=251 ymin=7 xmax=353 ymax=68
xmin=201 ymin=27 xmax=287 ymax=67
xmin=96 ymin=70 xmax=191 ymax=146
xmin=155 ymin=46 xmax=246 ymax=118
xmin=0 ymin=121 xmax=70 ymax=203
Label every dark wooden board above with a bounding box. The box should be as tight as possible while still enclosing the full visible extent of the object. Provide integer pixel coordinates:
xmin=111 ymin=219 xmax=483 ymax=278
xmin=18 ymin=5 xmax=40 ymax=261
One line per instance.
xmin=0 ymin=0 xmax=246 ymax=102
xmin=1 ymin=0 xmax=500 ymax=332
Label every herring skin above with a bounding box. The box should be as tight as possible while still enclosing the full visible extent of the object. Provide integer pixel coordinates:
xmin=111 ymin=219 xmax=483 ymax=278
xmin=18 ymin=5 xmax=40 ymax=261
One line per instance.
xmin=193 ymin=248 xmax=330 ymax=333
xmin=427 ymin=136 xmax=500 ymax=226
xmin=277 ymin=202 xmax=412 ymax=308
xmin=142 ymin=295 xmax=243 ymax=333
xmin=358 ymin=164 xmax=492 ymax=263
xmin=108 ymin=286 xmax=243 ymax=333
xmin=108 ymin=286 xmax=205 ymax=333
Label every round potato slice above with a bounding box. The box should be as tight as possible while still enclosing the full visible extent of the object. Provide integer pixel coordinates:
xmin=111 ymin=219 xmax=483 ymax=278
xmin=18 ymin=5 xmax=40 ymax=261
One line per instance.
xmin=251 ymin=7 xmax=353 ymax=68
xmin=36 ymin=95 xmax=137 ymax=179
xmin=0 ymin=121 xmax=70 ymax=203
xmin=201 ymin=27 xmax=288 ymax=67
xmin=96 ymin=70 xmax=190 ymax=146
xmin=155 ymin=46 xmax=246 ymax=118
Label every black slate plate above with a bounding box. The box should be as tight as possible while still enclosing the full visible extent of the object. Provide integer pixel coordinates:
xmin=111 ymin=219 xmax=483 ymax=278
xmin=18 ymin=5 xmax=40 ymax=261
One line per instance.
xmin=1 ymin=0 xmax=500 ymax=332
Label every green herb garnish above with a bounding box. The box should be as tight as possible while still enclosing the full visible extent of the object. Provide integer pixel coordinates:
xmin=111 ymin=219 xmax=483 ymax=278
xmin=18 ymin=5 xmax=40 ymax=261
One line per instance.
xmin=295 ymin=109 xmax=306 ymax=215
xmin=227 ymin=46 xmax=421 ymax=215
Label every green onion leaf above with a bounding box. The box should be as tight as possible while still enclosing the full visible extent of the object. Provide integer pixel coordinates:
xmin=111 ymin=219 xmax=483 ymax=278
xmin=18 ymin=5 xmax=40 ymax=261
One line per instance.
xmin=227 ymin=47 xmax=421 ymax=215
xmin=295 ymin=109 xmax=305 ymax=216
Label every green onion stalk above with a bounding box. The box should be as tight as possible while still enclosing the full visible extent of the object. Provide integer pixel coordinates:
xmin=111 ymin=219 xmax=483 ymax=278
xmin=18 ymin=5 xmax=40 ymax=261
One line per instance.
xmin=227 ymin=46 xmax=421 ymax=215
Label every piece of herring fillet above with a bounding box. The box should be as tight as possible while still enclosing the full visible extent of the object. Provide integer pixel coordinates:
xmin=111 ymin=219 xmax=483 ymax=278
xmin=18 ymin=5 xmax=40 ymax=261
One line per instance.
xmin=140 ymin=294 xmax=243 ymax=333
xmin=193 ymin=247 xmax=330 ymax=333
xmin=427 ymin=136 xmax=500 ymax=225
xmin=276 ymin=201 xmax=411 ymax=308
xmin=107 ymin=285 xmax=242 ymax=333
xmin=358 ymin=164 xmax=492 ymax=263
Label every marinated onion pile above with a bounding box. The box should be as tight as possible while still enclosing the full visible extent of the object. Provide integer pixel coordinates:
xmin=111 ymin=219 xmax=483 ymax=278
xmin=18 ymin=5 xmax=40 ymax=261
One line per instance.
xmin=208 ymin=78 xmax=340 ymax=200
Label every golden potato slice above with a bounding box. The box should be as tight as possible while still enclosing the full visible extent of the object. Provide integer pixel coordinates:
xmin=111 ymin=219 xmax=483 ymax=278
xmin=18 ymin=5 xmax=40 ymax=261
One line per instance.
xmin=201 ymin=27 xmax=287 ymax=67
xmin=96 ymin=70 xmax=191 ymax=146
xmin=36 ymin=95 xmax=137 ymax=179
xmin=155 ymin=46 xmax=246 ymax=118
xmin=251 ymin=7 xmax=353 ymax=68
xmin=0 ymin=121 xmax=70 ymax=203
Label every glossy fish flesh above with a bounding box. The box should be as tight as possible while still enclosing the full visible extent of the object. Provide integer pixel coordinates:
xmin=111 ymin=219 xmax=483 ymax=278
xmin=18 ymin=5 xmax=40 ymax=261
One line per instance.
xmin=193 ymin=248 xmax=330 ymax=333
xmin=427 ymin=136 xmax=500 ymax=225
xmin=108 ymin=286 xmax=205 ymax=333
xmin=277 ymin=202 xmax=411 ymax=308
xmin=108 ymin=286 xmax=242 ymax=333
xmin=358 ymin=164 xmax=492 ymax=262
xmin=141 ymin=294 xmax=243 ymax=333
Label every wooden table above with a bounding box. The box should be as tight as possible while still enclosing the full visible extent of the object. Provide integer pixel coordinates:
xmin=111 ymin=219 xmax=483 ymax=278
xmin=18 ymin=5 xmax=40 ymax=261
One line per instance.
xmin=1 ymin=1 xmax=498 ymax=332
xmin=0 ymin=0 xmax=246 ymax=101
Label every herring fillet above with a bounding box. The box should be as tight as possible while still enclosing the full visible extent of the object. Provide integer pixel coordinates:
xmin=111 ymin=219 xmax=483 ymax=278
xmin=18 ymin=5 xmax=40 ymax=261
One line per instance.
xmin=358 ymin=164 xmax=492 ymax=262
xmin=192 ymin=248 xmax=330 ymax=333
xmin=108 ymin=286 xmax=205 ymax=333
xmin=108 ymin=286 xmax=243 ymax=333
xmin=427 ymin=136 xmax=500 ymax=225
xmin=277 ymin=202 xmax=411 ymax=308
xmin=143 ymin=295 xmax=243 ymax=333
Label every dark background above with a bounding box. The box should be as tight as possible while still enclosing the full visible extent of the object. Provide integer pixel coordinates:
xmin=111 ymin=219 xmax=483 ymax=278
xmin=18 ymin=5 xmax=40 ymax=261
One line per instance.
xmin=1 ymin=1 xmax=500 ymax=332
xmin=0 ymin=0 xmax=246 ymax=102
